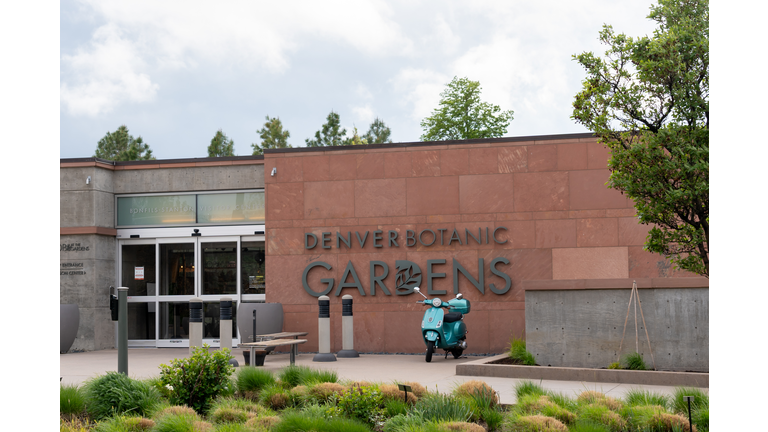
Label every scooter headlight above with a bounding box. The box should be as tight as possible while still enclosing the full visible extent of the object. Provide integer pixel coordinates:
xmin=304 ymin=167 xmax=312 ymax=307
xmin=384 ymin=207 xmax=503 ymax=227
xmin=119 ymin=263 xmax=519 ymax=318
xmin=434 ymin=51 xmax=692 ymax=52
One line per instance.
xmin=432 ymin=298 xmax=442 ymax=307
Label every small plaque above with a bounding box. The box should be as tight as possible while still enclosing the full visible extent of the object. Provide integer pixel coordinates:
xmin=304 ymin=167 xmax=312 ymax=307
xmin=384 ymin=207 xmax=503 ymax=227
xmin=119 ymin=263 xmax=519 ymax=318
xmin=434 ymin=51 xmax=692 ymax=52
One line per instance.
xmin=397 ymin=384 xmax=412 ymax=393
xmin=683 ymin=396 xmax=694 ymax=402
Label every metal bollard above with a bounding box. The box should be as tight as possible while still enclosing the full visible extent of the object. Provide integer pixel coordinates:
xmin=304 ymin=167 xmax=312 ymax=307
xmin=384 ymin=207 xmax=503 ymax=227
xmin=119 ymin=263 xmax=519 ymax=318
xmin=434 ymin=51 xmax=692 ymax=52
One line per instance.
xmin=313 ymin=295 xmax=336 ymax=362
xmin=189 ymin=298 xmax=203 ymax=355
xmin=220 ymin=298 xmax=238 ymax=366
xmin=117 ymin=287 xmax=128 ymax=375
xmin=337 ymin=295 xmax=359 ymax=358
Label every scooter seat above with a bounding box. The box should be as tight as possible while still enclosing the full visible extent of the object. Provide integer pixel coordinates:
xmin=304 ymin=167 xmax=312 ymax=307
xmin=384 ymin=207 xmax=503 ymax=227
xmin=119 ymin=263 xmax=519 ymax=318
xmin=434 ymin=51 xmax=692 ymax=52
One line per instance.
xmin=444 ymin=312 xmax=463 ymax=323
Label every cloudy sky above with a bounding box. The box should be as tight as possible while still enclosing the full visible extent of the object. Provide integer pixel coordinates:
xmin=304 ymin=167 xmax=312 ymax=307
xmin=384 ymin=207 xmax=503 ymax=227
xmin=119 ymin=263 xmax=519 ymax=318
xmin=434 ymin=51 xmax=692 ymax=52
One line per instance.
xmin=60 ymin=0 xmax=660 ymax=159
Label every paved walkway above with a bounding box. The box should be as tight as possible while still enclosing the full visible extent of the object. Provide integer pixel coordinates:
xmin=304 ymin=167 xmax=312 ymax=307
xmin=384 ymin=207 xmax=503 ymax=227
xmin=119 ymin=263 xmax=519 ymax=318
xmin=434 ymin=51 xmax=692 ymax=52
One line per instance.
xmin=60 ymin=349 xmax=705 ymax=405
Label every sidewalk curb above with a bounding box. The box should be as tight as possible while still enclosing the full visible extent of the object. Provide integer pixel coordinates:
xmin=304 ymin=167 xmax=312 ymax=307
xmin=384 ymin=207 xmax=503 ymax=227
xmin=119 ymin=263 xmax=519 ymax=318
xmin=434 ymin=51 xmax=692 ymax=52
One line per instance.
xmin=456 ymin=354 xmax=709 ymax=388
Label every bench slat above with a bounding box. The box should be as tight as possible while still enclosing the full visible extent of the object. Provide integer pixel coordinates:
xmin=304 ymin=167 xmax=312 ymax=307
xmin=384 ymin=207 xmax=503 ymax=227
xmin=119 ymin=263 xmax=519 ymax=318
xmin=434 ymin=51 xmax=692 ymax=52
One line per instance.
xmin=238 ymin=338 xmax=307 ymax=348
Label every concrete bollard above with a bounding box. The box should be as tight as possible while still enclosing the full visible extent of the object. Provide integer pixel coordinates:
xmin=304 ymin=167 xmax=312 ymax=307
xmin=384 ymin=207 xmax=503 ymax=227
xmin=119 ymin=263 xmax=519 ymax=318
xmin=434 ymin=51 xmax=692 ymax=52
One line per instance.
xmin=220 ymin=297 xmax=238 ymax=366
xmin=337 ymin=295 xmax=359 ymax=358
xmin=313 ymin=295 xmax=336 ymax=362
xmin=117 ymin=287 xmax=128 ymax=375
xmin=189 ymin=298 xmax=203 ymax=355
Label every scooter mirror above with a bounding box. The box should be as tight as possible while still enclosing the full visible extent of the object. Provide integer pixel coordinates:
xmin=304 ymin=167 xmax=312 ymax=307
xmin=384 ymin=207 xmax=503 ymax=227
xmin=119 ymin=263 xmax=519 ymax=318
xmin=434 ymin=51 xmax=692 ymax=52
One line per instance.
xmin=456 ymin=293 xmax=463 ymax=299
xmin=413 ymin=287 xmax=420 ymax=292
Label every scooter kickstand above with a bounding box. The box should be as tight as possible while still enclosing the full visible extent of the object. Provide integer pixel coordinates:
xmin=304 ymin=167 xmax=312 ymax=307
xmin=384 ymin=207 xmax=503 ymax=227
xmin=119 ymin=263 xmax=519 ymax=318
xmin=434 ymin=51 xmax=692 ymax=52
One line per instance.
xmin=445 ymin=351 xmax=448 ymax=359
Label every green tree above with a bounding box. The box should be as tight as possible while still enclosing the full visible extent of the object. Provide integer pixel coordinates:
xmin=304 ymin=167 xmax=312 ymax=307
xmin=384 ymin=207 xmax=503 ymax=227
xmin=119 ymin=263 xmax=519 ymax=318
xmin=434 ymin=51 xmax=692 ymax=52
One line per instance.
xmin=306 ymin=111 xmax=348 ymax=147
xmin=343 ymin=126 xmax=368 ymax=146
xmin=420 ymin=76 xmax=513 ymax=141
xmin=572 ymin=0 xmax=708 ymax=276
xmin=362 ymin=117 xmax=392 ymax=144
xmin=252 ymin=116 xmax=292 ymax=155
xmin=208 ymin=129 xmax=235 ymax=157
xmin=93 ymin=125 xmax=154 ymax=161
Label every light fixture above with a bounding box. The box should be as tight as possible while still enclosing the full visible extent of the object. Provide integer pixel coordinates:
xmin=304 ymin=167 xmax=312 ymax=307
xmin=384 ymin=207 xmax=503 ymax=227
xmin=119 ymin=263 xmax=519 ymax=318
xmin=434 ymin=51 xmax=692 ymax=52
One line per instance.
xmin=271 ymin=167 xmax=277 ymax=176
xmin=86 ymin=176 xmax=91 ymax=184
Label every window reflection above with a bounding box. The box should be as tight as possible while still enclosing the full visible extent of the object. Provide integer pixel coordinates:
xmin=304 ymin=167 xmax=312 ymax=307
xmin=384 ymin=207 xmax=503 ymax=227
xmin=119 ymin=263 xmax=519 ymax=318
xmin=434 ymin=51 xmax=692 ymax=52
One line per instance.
xmin=121 ymin=245 xmax=155 ymax=296
xmin=241 ymin=242 xmax=265 ymax=294
xmin=201 ymin=242 xmax=237 ymax=295
xmin=160 ymin=243 xmax=195 ymax=295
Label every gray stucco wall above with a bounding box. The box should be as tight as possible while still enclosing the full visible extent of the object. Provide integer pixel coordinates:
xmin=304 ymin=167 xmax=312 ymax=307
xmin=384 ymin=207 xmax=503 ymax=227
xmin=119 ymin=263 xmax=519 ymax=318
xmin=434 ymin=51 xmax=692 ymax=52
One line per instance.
xmin=113 ymin=165 xmax=265 ymax=194
xmin=60 ymin=166 xmax=115 ymax=228
xmin=60 ymin=234 xmax=116 ymax=351
xmin=525 ymin=288 xmax=708 ymax=372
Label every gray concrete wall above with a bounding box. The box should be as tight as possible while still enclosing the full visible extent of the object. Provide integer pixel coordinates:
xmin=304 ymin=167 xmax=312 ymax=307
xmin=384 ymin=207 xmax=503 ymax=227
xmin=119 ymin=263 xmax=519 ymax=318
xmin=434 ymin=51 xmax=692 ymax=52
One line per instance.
xmin=60 ymin=234 xmax=116 ymax=351
xmin=113 ymin=165 xmax=264 ymax=194
xmin=60 ymin=166 xmax=115 ymax=228
xmin=525 ymin=288 xmax=708 ymax=372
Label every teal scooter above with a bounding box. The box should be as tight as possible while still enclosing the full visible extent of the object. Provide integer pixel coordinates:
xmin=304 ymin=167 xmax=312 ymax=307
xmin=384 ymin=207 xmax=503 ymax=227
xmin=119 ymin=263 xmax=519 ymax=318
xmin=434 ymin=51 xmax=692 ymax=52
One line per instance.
xmin=413 ymin=287 xmax=471 ymax=362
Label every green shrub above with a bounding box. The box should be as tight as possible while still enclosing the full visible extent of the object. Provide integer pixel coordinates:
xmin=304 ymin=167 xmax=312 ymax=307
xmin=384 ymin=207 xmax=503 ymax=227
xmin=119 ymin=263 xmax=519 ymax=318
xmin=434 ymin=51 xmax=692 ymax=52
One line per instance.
xmin=60 ymin=417 xmax=91 ymax=432
xmin=159 ymin=345 xmax=235 ymax=414
xmin=92 ymin=415 xmax=155 ymax=432
xmin=236 ymin=367 xmax=276 ymax=394
xmin=622 ymin=352 xmax=647 ymax=370
xmin=152 ymin=413 xmax=212 ymax=432
xmin=385 ymin=399 xmax=409 ymax=417
xmin=670 ymin=387 xmax=708 ymax=414
xmin=83 ymin=372 xmax=162 ymax=420
xmin=210 ymin=407 xmax=248 ymax=424
xmin=479 ymin=406 xmax=504 ymax=431
xmin=382 ymin=413 xmax=426 ymax=432
xmin=278 ymin=365 xmax=338 ymax=388
xmin=515 ymin=394 xmax=576 ymax=425
xmin=693 ymin=406 xmax=708 ymax=432
xmin=327 ymin=385 xmax=386 ymax=427
xmin=207 ymin=396 xmax=272 ymax=418
xmin=545 ymin=391 xmax=578 ymax=412
xmin=577 ymin=404 xmax=626 ymax=432
xmin=514 ymin=380 xmax=546 ymax=399
xmin=214 ymin=424 xmax=253 ymax=432
xmin=623 ymin=388 xmax=669 ymax=407
xmin=568 ymin=420 xmax=612 ymax=432
xmin=272 ymin=411 xmax=371 ymax=432
xmin=607 ymin=362 xmax=621 ymax=369
xmin=61 ymin=384 xmax=87 ymax=418
xmin=619 ymin=404 xmax=669 ymax=430
xmin=508 ymin=337 xmax=536 ymax=365
xmin=414 ymin=392 xmax=472 ymax=423
xmin=504 ymin=414 xmax=568 ymax=432
xmin=259 ymin=384 xmax=293 ymax=410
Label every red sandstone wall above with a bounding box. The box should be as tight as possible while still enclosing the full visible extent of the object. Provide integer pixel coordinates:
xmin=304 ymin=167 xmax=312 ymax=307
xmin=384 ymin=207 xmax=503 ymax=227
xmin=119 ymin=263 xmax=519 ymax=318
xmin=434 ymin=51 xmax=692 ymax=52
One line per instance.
xmin=263 ymin=137 xmax=694 ymax=354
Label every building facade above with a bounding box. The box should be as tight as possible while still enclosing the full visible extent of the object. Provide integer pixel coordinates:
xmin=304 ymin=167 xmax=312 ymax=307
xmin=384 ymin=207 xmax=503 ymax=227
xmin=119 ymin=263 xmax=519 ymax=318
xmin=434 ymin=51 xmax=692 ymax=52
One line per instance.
xmin=60 ymin=133 xmax=707 ymax=358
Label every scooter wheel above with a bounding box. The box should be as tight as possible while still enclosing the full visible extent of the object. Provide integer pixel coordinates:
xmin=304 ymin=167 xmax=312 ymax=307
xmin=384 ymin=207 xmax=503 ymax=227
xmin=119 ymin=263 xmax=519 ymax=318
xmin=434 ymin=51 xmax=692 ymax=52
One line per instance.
xmin=426 ymin=341 xmax=435 ymax=363
xmin=452 ymin=349 xmax=463 ymax=359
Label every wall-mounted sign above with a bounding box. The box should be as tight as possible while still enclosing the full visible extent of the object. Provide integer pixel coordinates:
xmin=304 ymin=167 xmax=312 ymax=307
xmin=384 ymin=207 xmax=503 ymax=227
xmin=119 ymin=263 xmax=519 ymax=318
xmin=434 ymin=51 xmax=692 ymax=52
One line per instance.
xmin=302 ymin=226 xmax=512 ymax=297
xmin=116 ymin=191 xmax=264 ymax=227
xmin=135 ymin=267 xmax=144 ymax=280
xmin=60 ymin=262 xmax=86 ymax=276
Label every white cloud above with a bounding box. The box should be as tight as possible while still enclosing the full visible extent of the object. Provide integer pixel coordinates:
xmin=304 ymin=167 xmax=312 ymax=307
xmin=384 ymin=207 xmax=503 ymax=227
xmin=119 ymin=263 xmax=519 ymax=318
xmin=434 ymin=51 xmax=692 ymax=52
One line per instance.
xmin=390 ymin=68 xmax=450 ymax=121
xmin=352 ymin=104 xmax=375 ymax=125
xmin=62 ymin=0 xmax=416 ymax=117
xmin=60 ymin=24 xmax=159 ymax=116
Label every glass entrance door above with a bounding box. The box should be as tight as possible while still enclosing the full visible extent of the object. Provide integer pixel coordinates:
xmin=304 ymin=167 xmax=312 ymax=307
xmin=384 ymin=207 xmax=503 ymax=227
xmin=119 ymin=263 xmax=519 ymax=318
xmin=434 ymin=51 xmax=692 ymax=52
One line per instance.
xmin=121 ymin=235 xmax=252 ymax=348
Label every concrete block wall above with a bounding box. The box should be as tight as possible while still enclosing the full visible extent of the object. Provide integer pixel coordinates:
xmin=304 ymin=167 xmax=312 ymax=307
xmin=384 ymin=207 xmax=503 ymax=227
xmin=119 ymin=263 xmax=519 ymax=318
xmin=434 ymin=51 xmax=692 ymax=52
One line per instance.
xmin=525 ymin=284 xmax=708 ymax=371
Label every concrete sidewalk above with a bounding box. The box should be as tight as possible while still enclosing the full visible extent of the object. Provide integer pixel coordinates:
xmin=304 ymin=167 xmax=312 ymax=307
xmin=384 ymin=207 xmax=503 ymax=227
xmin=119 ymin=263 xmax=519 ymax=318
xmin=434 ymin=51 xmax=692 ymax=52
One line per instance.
xmin=60 ymin=348 xmax=704 ymax=405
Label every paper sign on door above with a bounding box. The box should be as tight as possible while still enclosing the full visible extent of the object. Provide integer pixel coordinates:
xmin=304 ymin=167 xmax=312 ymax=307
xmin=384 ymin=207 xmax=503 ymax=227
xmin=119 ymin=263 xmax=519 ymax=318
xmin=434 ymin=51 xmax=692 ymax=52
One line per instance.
xmin=135 ymin=267 xmax=144 ymax=280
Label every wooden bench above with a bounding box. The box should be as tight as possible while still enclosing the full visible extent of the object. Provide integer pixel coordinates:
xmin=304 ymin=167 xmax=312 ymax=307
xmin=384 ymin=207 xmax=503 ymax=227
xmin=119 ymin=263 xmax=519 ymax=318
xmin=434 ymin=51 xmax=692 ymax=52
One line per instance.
xmin=238 ymin=338 xmax=307 ymax=366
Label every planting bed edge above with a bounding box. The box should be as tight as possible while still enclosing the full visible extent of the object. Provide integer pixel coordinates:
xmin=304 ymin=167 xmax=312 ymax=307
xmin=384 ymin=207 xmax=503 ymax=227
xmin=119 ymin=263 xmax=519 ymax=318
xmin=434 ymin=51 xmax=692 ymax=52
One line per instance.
xmin=456 ymin=354 xmax=708 ymax=388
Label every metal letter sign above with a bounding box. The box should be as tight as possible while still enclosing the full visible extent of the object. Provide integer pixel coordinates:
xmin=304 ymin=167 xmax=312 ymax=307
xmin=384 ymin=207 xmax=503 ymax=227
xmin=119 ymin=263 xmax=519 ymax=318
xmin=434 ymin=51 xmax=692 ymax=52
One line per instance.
xmin=301 ymin=226 xmax=512 ymax=297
